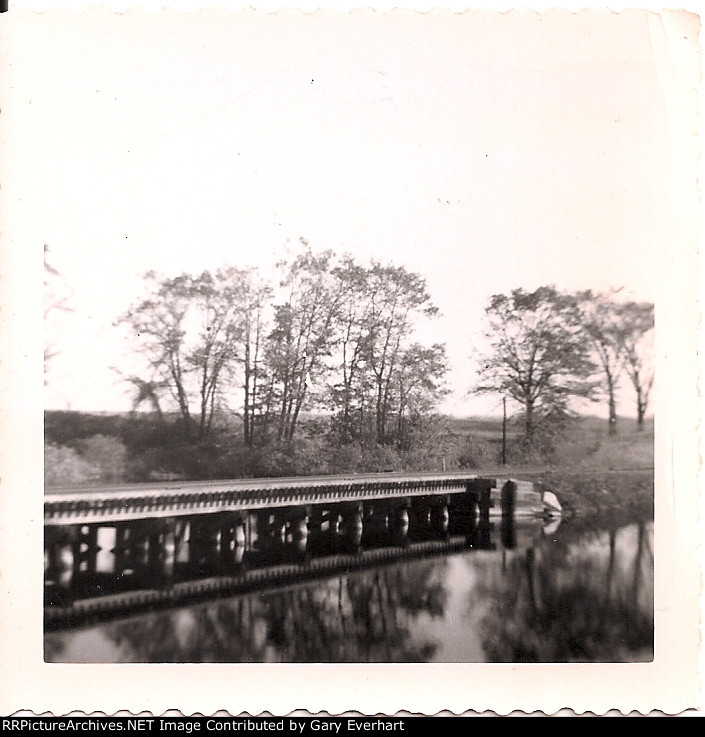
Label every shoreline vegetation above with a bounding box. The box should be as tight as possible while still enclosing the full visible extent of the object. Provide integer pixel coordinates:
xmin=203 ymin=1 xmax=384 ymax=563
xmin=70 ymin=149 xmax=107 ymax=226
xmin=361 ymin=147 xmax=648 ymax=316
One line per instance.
xmin=44 ymin=411 xmax=654 ymax=525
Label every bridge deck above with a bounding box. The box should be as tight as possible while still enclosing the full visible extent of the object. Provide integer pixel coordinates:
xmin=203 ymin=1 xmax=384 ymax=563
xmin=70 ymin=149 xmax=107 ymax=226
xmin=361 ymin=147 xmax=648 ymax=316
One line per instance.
xmin=44 ymin=471 xmax=541 ymax=525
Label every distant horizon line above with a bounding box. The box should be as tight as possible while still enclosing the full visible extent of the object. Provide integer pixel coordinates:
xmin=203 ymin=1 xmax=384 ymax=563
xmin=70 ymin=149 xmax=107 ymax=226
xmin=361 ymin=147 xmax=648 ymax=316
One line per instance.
xmin=43 ymin=407 xmax=654 ymax=423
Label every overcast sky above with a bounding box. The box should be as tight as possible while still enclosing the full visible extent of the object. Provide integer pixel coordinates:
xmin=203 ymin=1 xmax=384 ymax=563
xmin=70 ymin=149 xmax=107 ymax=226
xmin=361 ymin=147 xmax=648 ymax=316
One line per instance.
xmin=3 ymin=7 xmax=698 ymax=417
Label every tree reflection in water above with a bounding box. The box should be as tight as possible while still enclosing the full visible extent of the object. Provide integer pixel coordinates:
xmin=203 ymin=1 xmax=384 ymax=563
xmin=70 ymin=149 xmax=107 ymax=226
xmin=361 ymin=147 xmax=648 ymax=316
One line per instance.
xmin=45 ymin=559 xmax=448 ymax=663
xmin=45 ymin=521 xmax=654 ymax=663
xmin=478 ymin=522 xmax=653 ymax=662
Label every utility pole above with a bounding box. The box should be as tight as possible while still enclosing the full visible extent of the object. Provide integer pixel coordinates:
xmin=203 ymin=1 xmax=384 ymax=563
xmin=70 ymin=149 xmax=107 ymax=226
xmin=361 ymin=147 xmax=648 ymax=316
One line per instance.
xmin=502 ymin=397 xmax=507 ymax=466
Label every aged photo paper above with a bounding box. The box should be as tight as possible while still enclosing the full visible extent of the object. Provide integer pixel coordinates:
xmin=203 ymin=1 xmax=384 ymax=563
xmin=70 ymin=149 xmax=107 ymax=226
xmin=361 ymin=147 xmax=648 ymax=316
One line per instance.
xmin=0 ymin=0 xmax=702 ymax=717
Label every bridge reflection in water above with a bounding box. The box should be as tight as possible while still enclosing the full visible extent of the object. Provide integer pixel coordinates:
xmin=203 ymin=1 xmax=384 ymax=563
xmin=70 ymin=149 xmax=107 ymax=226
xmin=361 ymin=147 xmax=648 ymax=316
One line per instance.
xmin=44 ymin=474 xmax=550 ymax=630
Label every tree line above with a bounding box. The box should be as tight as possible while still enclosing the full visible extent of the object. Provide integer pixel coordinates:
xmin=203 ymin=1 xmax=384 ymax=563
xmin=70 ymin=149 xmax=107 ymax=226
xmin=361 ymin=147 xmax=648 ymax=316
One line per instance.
xmin=115 ymin=242 xmax=449 ymax=452
xmin=475 ymin=285 xmax=654 ymax=444
xmin=46 ymin=241 xmax=654 ymax=480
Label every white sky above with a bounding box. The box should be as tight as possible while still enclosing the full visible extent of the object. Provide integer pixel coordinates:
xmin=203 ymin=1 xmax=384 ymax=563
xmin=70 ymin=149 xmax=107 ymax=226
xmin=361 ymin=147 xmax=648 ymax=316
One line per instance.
xmin=2 ymin=7 xmax=699 ymax=417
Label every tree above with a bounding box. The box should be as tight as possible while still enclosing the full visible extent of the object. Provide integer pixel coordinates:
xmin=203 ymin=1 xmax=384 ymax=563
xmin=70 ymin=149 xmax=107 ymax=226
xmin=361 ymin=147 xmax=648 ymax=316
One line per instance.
xmin=232 ymin=269 xmax=272 ymax=446
xmin=614 ymin=301 xmax=654 ymax=428
xmin=475 ymin=286 xmax=598 ymax=442
xmin=115 ymin=245 xmax=450 ymax=462
xmin=361 ymin=263 xmax=440 ymax=445
xmin=116 ymin=270 xmax=245 ymax=440
xmin=120 ymin=373 xmax=168 ymax=424
xmin=186 ymin=269 xmax=246 ymax=439
xmin=391 ymin=342 xmax=449 ymax=449
xmin=577 ymin=290 xmax=625 ymax=434
xmin=44 ymin=244 xmax=73 ymax=380
xmin=264 ymin=244 xmax=342 ymax=442
xmin=117 ymin=272 xmax=194 ymax=437
xmin=328 ymin=256 xmax=376 ymax=442
xmin=324 ymin=258 xmax=444 ymax=447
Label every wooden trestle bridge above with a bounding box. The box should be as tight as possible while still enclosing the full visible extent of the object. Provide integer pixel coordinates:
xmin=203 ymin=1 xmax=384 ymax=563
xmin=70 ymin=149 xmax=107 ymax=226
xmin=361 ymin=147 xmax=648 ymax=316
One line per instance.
xmin=44 ymin=472 xmax=554 ymax=628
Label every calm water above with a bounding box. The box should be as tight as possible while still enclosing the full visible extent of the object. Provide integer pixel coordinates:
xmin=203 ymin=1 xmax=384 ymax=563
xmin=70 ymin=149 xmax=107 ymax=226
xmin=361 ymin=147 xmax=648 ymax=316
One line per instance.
xmin=44 ymin=518 xmax=653 ymax=663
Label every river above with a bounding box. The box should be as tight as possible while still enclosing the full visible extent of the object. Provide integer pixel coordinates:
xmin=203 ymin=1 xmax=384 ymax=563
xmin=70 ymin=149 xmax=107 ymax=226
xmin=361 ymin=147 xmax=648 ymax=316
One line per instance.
xmin=44 ymin=516 xmax=653 ymax=663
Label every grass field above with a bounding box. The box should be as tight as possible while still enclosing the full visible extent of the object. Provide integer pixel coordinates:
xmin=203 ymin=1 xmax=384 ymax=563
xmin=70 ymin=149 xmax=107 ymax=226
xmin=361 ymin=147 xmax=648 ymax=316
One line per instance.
xmin=548 ymin=415 xmax=653 ymax=470
xmin=448 ymin=413 xmax=653 ymax=469
xmin=450 ymin=413 xmax=654 ymax=523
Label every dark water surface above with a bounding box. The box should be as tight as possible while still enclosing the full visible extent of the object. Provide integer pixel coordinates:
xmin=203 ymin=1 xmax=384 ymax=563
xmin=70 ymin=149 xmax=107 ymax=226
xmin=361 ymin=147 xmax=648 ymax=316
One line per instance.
xmin=44 ymin=518 xmax=653 ymax=663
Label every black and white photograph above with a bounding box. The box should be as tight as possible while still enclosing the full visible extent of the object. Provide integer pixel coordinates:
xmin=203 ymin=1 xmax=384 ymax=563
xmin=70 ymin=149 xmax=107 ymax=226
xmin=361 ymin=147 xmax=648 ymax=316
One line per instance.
xmin=0 ymin=1 xmax=702 ymax=717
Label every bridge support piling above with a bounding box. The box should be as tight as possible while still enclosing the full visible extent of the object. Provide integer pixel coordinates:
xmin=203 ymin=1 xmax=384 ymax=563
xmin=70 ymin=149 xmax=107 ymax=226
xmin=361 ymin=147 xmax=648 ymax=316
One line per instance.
xmin=389 ymin=502 xmax=410 ymax=545
xmin=75 ymin=525 xmax=99 ymax=576
xmin=155 ymin=519 xmax=177 ymax=580
xmin=175 ymin=520 xmax=190 ymax=565
xmin=501 ymin=480 xmax=516 ymax=518
xmin=430 ymin=499 xmax=450 ymax=535
xmin=500 ymin=516 xmax=516 ymax=550
xmin=45 ymin=526 xmax=78 ymax=602
xmin=499 ymin=481 xmax=517 ymax=549
xmin=340 ymin=504 xmax=363 ymax=550
xmin=210 ymin=513 xmax=248 ymax=566
xmin=409 ymin=497 xmax=430 ymax=531
xmin=284 ymin=509 xmax=310 ymax=556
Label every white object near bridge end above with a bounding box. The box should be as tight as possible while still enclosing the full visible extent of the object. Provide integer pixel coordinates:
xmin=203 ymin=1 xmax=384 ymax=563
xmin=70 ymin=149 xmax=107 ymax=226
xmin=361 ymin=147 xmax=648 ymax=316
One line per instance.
xmin=542 ymin=490 xmax=563 ymax=516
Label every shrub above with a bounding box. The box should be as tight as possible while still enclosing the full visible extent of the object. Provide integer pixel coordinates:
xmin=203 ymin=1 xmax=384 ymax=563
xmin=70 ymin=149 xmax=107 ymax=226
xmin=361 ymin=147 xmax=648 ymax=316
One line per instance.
xmin=44 ymin=443 xmax=99 ymax=487
xmin=76 ymin=434 xmax=129 ymax=483
xmin=326 ymin=444 xmax=365 ymax=474
xmin=457 ymin=434 xmax=494 ymax=469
